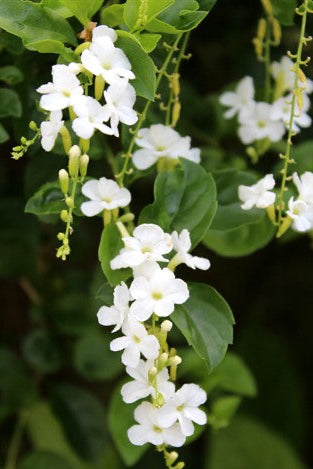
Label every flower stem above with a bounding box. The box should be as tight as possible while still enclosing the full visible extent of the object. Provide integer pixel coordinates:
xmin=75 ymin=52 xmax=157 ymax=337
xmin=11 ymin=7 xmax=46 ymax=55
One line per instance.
xmin=4 ymin=411 xmax=28 ymax=469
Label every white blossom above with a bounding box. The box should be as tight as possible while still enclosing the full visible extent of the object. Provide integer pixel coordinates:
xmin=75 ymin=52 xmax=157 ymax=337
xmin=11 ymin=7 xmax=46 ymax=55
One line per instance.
xmin=171 ymin=229 xmax=211 ymax=270
xmin=292 ymin=171 xmax=313 ymax=204
xmin=81 ymin=177 xmax=131 ymax=216
xmin=37 ymin=64 xmax=83 ymax=111
xmin=132 ymin=124 xmax=200 ymax=170
xmin=110 ymin=317 xmax=160 ymax=367
xmin=238 ymin=102 xmax=285 ymax=144
xmin=102 ymin=80 xmax=138 ymax=136
xmin=157 ymin=383 xmax=207 ymax=437
xmin=40 ymin=110 xmax=63 ymax=152
xmin=72 ymin=96 xmax=114 ymax=139
xmin=129 ymin=263 xmax=189 ymax=321
xmin=287 ymin=197 xmax=313 ymax=232
xmin=110 ymin=224 xmax=173 ymax=270
xmin=121 ymin=359 xmax=175 ymax=404
xmin=81 ymin=36 xmax=134 ymax=84
xmin=97 ymin=282 xmax=130 ymax=333
xmin=238 ymin=174 xmax=276 ymax=210
xmin=271 ymin=55 xmax=313 ymax=95
xmin=92 ymin=25 xmax=117 ymax=43
xmin=128 ymin=401 xmax=186 ymax=447
xmin=219 ymin=76 xmax=255 ymax=119
xmin=270 ymin=93 xmax=311 ymax=133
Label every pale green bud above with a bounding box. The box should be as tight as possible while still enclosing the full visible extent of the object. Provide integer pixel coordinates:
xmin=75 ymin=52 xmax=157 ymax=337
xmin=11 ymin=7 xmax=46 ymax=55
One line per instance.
xmin=174 ymin=462 xmax=185 ymax=469
xmin=29 ymin=121 xmax=38 ymax=131
xmin=161 ymin=320 xmax=172 ymax=332
xmin=65 ymin=196 xmax=74 ymax=209
xmin=79 ymin=153 xmax=89 ymax=177
xmin=68 ymin=145 xmax=81 ymax=178
xmin=58 ymin=169 xmax=69 ymax=194
xmin=167 ymin=452 xmax=179 ymax=466
xmin=57 ymin=232 xmax=65 ymax=240
xmin=60 ymin=209 xmax=70 ymax=223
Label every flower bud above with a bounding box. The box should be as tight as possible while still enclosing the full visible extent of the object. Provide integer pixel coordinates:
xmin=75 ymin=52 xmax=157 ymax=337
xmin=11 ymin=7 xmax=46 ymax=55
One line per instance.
xmin=58 ymin=169 xmax=69 ymax=194
xmin=148 ymin=366 xmax=158 ymax=381
xmin=170 ymin=355 xmax=182 ymax=366
xmin=57 ymin=232 xmax=65 ymax=240
xmin=29 ymin=121 xmax=38 ymax=131
xmin=167 ymin=452 xmax=179 ymax=466
xmin=60 ymin=209 xmax=70 ymax=223
xmin=272 ymin=17 xmax=281 ymax=44
xmin=68 ymin=145 xmax=81 ymax=178
xmin=65 ymin=197 xmax=74 ymax=208
xmin=69 ymin=145 xmax=81 ymax=159
xmin=172 ymin=100 xmax=181 ymax=127
xmin=174 ymin=462 xmax=185 ymax=469
xmin=261 ymin=0 xmax=273 ymax=16
xmin=161 ymin=320 xmax=173 ymax=332
xmin=21 ymin=136 xmax=27 ymax=145
xmin=60 ymin=126 xmax=72 ymax=155
xmin=158 ymin=352 xmax=169 ymax=369
xmin=298 ymin=67 xmax=306 ymax=83
xmin=257 ymin=18 xmax=267 ymax=41
xmin=172 ymin=73 xmax=180 ymax=96
xmin=79 ymin=153 xmax=89 ymax=178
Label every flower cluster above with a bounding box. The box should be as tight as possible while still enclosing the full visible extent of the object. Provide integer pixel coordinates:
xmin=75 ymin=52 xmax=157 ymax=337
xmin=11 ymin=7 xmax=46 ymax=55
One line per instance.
xmin=238 ymin=171 xmax=313 ymax=232
xmin=37 ymin=25 xmax=137 ymax=151
xmin=95 ymin=219 xmax=210 ymax=448
xmin=220 ymin=56 xmax=312 ymax=146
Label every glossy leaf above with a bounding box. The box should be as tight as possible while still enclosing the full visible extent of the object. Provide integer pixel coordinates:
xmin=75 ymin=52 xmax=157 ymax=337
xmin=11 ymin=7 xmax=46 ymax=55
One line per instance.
xmin=138 ymin=33 xmax=161 ymax=52
xmin=51 ymin=384 xmax=108 ymax=462
xmin=124 ymin=0 xmax=175 ymax=31
xmin=0 ymin=89 xmax=21 ymax=118
xmin=116 ymin=31 xmax=156 ymax=100
xmin=172 ymin=282 xmax=234 ymax=372
xmin=140 ymin=158 xmax=217 ymax=247
xmin=100 ymin=4 xmax=125 ymax=27
xmin=98 ymin=222 xmax=132 ymax=287
xmin=0 ymin=0 xmax=76 ymax=52
xmin=59 ymin=0 xmax=103 ymax=25
xmin=108 ymin=381 xmax=148 ymax=466
xmin=42 ymin=0 xmax=73 ymax=18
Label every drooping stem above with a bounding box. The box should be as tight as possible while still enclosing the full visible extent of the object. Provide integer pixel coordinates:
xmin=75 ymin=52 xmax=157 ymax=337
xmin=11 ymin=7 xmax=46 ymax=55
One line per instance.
xmin=4 ymin=411 xmax=28 ymax=469
xmin=276 ymin=1 xmax=311 ymax=231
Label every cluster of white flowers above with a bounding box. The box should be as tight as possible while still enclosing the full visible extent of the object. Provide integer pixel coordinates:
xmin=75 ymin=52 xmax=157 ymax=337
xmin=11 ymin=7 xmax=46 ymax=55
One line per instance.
xmin=37 ymin=25 xmax=138 ymax=151
xmin=220 ymin=56 xmax=312 ymax=145
xmin=238 ymin=171 xmax=313 ymax=232
xmin=132 ymin=124 xmax=201 ymax=170
xmin=95 ymin=220 xmax=210 ymax=447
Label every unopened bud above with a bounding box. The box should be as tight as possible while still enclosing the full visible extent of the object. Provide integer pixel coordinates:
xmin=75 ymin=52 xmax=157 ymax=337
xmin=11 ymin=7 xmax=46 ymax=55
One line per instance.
xmin=79 ymin=153 xmax=89 ymax=177
xmin=148 ymin=366 xmax=158 ymax=380
xmin=295 ymin=88 xmax=304 ymax=111
xmin=60 ymin=126 xmax=72 ymax=155
xmin=170 ymin=355 xmax=182 ymax=366
xmin=118 ymin=212 xmax=135 ymax=223
xmin=261 ymin=0 xmax=273 ymax=16
xmin=169 ymin=347 xmax=177 ymax=357
xmin=257 ymin=18 xmax=267 ymax=40
xmin=69 ymin=145 xmax=81 ymax=159
xmin=58 ymin=169 xmax=69 ymax=194
xmin=68 ymin=145 xmax=81 ymax=177
xmin=158 ymin=353 xmax=169 ymax=369
xmin=253 ymin=37 xmax=263 ymax=60
xmin=65 ymin=196 xmax=74 ymax=208
xmin=57 ymin=232 xmax=65 ymax=240
xmin=29 ymin=121 xmax=38 ymax=131
xmin=167 ymin=452 xmax=179 ymax=466
xmin=156 ymin=392 xmax=165 ymax=406
xmin=21 ymin=136 xmax=27 ymax=145
xmin=172 ymin=100 xmax=181 ymax=127
xmin=172 ymin=73 xmax=180 ymax=96
xmin=60 ymin=209 xmax=70 ymax=223
xmin=298 ymin=67 xmax=306 ymax=83
xmin=174 ymin=462 xmax=185 ymax=469
xmin=161 ymin=320 xmax=173 ymax=332
xmin=272 ymin=18 xmax=281 ymax=44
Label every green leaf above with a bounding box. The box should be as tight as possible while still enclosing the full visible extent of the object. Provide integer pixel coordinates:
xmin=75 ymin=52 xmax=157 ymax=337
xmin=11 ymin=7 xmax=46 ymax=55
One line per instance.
xmin=0 ymin=65 xmax=23 ymax=84
xmin=98 ymin=222 xmax=132 ymax=287
xmin=42 ymin=0 xmax=73 ymax=18
xmin=0 ymin=0 xmax=76 ymax=51
xmin=207 ymin=396 xmax=242 ymax=430
xmin=108 ymin=382 xmax=148 ymax=466
xmin=139 ymin=159 xmax=217 ymax=247
xmin=100 ymin=4 xmax=125 ymax=27
xmin=59 ymin=0 xmax=103 ymax=25
xmin=74 ymin=329 xmax=123 ymax=381
xmin=26 ymin=401 xmax=88 ymax=469
xmin=206 ymin=415 xmax=308 ymax=469
xmin=137 ymin=32 xmax=161 ymax=52
xmin=0 ymin=89 xmax=21 ymax=118
xmin=116 ymin=31 xmax=156 ymax=100
xmin=272 ymin=0 xmax=296 ymax=26
xmin=51 ymin=384 xmax=108 ymax=462
xmin=203 ymin=169 xmax=275 ymax=257
xmin=206 ymin=353 xmax=257 ymax=397
xmin=19 ymin=451 xmax=75 ymax=469
xmin=26 ymin=39 xmax=66 ymax=54
xmin=172 ymin=283 xmax=234 ymax=372
xmin=0 ymin=123 xmax=9 ymax=143
xmin=124 ymin=0 xmax=175 ymax=31
xmin=22 ymin=329 xmax=61 ymax=374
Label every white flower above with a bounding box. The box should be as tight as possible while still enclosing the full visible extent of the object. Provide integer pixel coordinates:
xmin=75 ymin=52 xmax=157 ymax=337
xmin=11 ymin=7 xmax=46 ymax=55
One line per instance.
xmin=72 ymin=96 xmax=113 ymax=139
xmin=293 ymin=171 xmax=313 ymax=204
xmin=128 ymin=401 xmax=186 ymax=447
xmin=271 ymin=93 xmax=311 ymax=133
xmin=271 ymin=55 xmax=313 ymax=95
xmin=37 ymin=64 xmax=83 ymax=111
xmin=92 ymin=25 xmax=117 ymax=43
xmin=219 ymin=76 xmax=255 ymax=119
xmin=132 ymin=124 xmax=200 ymax=170
xmin=110 ymin=317 xmax=160 ymax=367
xmin=157 ymin=383 xmax=207 ymax=437
xmin=171 ymin=229 xmax=211 ymax=270
xmin=129 ymin=263 xmax=189 ymax=321
xmin=121 ymin=359 xmax=175 ymax=403
xmin=97 ymin=282 xmax=130 ymax=333
xmin=68 ymin=62 xmax=84 ymax=75
xmin=238 ymin=102 xmax=285 ymax=144
xmin=110 ymin=224 xmax=173 ymax=270
xmin=103 ymin=80 xmax=138 ymax=136
xmin=287 ymin=197 xmax=313 ymax=232
xmin=238 ymin=174 xmax=276 ymax=210
xmin=81 ymin=177 xmax=131 ymax=216
xmin=81 ymin=36 xmax=135 ymax=84
xmin=40 ymin=110 xmax=63 ymax=152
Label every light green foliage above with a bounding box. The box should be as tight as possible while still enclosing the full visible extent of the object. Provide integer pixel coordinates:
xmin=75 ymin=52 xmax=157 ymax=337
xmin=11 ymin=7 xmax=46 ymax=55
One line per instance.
xmin=58 ymin=0 xmax=103 ymax=26
xmin=98 ymin=222 xmax=132 ymax=287
xmin=100 ymin=4 xmax=124 ymax=27
xmin=172 ymin=283 xmax=234 ymax=372
xmin=203 ymin=169 xmax=275 ymax=256
xmin=0 ymin=0 xmax=76 ymax=53
xmin=124 ymin=0 xmax=175 ymax=32
xmin=207 ymin=415 xmax=308 ymax=469
xmin=108 ymin=382 xmax=148 ymax=466
xmin=140 ymin=158 xmax=217 ymax=247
